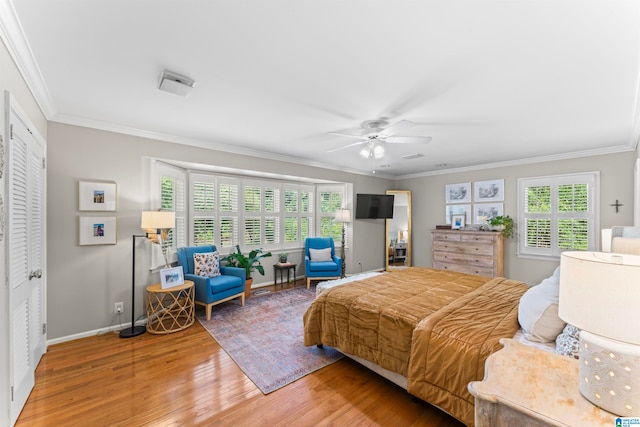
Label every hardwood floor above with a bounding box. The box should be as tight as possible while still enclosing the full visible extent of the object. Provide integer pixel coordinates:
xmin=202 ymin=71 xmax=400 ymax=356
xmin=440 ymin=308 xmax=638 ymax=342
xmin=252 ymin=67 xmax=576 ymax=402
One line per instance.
xmin=16 ymin=280 xmax=465 ymax=427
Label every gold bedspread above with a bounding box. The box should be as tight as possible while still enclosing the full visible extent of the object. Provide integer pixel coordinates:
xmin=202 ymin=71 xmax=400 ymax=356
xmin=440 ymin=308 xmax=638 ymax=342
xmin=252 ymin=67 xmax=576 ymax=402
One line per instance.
xmin=303 ymin=267 xmax=528 ymax=426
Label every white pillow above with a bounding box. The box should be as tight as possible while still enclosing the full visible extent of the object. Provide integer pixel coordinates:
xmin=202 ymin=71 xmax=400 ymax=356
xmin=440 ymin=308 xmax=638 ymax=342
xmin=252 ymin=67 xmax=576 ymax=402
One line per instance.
xmin=309 ymin=248 xmax=332 ymax=262
xmin=518 ymin=266 xmax=566 ymax=343
xmin=193 ymin=251 xmax=221 ymax=278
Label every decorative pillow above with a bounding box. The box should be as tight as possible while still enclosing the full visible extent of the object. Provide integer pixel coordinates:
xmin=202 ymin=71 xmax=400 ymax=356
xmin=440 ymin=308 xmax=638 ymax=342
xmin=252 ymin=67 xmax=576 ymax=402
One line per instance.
xmin=518 ymin=266 xmax=566 ymax=343
xmin=309 ymin=248 xmax=333 ymax=262
xmin=193 ymin=252 xmax=221 ymax=278
xmin=556 ymin=324 xmax=581 ymax=359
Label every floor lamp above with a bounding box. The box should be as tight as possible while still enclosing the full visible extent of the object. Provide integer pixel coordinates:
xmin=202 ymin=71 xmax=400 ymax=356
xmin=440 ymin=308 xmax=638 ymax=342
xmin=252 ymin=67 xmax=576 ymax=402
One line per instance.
xmin=120 ymin=211 xmax=175 ymax=339
xmin=334 ymin=209 xmax=351 ymax=278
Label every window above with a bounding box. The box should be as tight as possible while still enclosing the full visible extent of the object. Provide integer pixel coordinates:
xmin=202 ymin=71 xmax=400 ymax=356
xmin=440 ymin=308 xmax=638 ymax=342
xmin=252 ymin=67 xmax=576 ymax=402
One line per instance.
xmin=317 ymin=185 xmax=344 ymax=242
xmin=518 ymin=172 xmax=599 ymax=258
xmin=154 ymin=162 xmax=350 ymax=253
xmin=191 ymin=175 xmax=216 ymax=246
xmin=156 ymin=162 xmax=186 ymax=258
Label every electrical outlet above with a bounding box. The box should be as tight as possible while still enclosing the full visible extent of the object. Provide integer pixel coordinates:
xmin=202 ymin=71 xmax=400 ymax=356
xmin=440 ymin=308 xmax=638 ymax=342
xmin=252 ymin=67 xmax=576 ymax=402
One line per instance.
xmin=114 ymin=302 xmax=124 ymax=314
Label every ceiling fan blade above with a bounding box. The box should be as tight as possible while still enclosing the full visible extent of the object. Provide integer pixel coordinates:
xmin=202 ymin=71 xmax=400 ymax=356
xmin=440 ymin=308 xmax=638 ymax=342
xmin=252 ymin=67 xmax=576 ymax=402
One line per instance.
xmin=326 ymin=140 xmax=368 ymax=153
xmin=328 ymin=131 xmax=367 ymax=140
xmin=385 ymin=136 xmax=432 ymax=144
xmin=380 ymin=120 xmax=414 ymax=137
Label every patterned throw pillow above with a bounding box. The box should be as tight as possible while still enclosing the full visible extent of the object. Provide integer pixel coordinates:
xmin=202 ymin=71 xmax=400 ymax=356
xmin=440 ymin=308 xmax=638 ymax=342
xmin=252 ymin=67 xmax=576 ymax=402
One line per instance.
xmin=556 ymin=324 xmax=581 ymax=359
xmin=193 ymin=252 xmax=221 ymax=278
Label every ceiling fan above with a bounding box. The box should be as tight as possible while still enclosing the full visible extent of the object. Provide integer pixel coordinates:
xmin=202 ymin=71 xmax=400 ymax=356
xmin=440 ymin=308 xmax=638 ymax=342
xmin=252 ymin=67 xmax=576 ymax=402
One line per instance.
xmin=327 ymin=119 xmax=432 ymax=159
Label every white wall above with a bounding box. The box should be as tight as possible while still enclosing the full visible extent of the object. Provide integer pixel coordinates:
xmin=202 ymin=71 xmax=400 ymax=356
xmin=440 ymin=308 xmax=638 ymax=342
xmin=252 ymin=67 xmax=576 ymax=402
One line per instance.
xmin=397 ymin=151 xmax=636 ymax=285
xmin=47 ymin=122 xmax=392 ymax=340
xmin=0 ymin=38 xmax=47 ymax=427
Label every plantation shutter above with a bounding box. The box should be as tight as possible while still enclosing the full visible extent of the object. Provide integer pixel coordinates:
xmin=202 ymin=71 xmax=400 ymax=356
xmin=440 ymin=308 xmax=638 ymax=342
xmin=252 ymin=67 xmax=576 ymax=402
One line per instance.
xmin=158 ymin=162 xmax=186 ymax=257
xmin=283 ymin=186 xmax=299 ymax=244
xmin=218 ymin=177 xmax=239 ymax=249
xmin=191 ymin=174 xmax=216 ymax=246
xmin=518 ymin=172 xmax=598 ymax=258
xmin=264 ymin=184 xmax=280 ymax=245
xmin=318 ymin=188 xmax=343 ymax=241
xmin=300 ymin=185 xmax=314 ymax=241
xmin=243 ymin=181 xmax=262 ymax=247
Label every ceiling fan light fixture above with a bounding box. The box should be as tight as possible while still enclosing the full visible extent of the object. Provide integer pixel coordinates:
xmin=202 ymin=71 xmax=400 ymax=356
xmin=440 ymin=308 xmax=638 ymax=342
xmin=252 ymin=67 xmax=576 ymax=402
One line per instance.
xmin=360 ymin=146 xmax=371 ymax=158
xmin=373 ymin=143 xmax=385 ymax=159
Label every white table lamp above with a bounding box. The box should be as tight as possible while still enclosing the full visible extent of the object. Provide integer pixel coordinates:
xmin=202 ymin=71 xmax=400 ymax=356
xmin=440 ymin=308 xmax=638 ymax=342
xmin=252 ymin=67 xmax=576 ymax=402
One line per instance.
xmin=559 ymin=251 xmax=640 ymax=416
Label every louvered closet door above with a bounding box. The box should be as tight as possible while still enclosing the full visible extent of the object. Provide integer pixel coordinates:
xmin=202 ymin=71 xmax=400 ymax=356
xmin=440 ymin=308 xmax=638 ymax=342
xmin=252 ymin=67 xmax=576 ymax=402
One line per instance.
xmin=7 ymin=94 xmax=46 ymax=425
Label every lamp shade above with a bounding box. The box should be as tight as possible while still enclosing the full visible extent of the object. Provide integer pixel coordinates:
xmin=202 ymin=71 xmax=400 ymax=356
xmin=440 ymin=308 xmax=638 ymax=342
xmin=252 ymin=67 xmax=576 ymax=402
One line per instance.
xmin=559 ymin=251 xmax=640 ymax=345
xmin=334 ymin=209 xmax=352 ymax=223
xmin=141 ymin=211 xmax=175 ymax=230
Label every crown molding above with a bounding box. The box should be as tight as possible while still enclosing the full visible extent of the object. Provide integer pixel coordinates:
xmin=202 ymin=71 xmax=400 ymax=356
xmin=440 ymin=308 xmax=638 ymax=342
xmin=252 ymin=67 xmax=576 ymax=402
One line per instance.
xmin=52 ymin=112 xmax=395 ymax=180
xmin=0 ymin=0 xmax=56 ymax=118
xmin=396 ymin=145 xmax=636 ymax=180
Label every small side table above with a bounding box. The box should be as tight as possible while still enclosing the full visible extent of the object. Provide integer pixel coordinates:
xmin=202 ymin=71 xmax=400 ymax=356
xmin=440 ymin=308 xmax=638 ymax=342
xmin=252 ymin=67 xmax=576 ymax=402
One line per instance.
xmin=274 ymin=263 xmax=296 ymax=286
xmin=146 ymin=280 xmax=194 ymax=334
xmin=468 ymin=338 xmax=617 ymax=427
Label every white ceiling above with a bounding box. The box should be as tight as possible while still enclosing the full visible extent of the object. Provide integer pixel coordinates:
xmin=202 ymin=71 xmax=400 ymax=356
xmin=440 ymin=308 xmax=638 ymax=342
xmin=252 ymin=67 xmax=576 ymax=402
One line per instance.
xmin=2 ymin=0 xmax=639 ymax=178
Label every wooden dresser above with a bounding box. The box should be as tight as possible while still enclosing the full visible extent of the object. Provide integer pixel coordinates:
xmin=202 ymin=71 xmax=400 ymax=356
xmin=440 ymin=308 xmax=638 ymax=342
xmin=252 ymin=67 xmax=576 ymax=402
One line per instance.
xmin=431 ymin=229 xmax=503 ymax=277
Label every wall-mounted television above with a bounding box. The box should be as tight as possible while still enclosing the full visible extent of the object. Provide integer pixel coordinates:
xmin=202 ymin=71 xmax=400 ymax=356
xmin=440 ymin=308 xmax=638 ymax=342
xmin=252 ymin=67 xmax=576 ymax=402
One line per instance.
xmin=355 ymin=193 xmax=395 ymax=219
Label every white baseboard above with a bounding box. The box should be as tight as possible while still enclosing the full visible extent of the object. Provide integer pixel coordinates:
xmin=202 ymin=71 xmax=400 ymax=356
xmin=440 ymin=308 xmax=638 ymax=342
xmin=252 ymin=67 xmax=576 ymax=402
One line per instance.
xmin=47 ymin=319 xmax=147 ymax=346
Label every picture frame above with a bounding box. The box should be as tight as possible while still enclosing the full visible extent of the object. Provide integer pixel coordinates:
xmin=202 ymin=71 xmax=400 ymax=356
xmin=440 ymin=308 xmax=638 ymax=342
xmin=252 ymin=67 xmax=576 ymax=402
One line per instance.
xmin=445 ymin=182 xmax=471 ymax=203
xmin=474 ymin=203 xmax=504 ymax=224
xmin=160 ymin=266 xmax=185 ymax=289
xmin=451 ymin=214 xmax=465 ymax=230
xmin=474 ymin=179 xmax=504 ymax=202
xmin=78 ymin=180 xmax=117 ymax=211
xmin=79 ymin=216 xmax=117 ymax=245
xmin=445 ymin=204 xmax=471 ymax=225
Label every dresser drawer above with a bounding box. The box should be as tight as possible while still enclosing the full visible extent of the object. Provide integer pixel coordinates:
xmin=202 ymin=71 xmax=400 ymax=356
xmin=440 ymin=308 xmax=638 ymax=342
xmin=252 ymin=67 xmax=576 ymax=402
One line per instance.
xmin=433 ymin=251 xmax=495 ymax=268
xmin=432 ymin=241 xmax=495 ymax=256
xmin=460 ymin=233 xmax=496 ymax=244
xmin=432 ymin=232 xmax=462 ymax=242
xmin=432 ymin=262 xmax=494 ymax=277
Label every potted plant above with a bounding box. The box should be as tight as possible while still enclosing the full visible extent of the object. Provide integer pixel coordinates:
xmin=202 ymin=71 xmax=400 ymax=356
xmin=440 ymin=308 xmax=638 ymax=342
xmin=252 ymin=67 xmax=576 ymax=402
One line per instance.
xmin=488 ymin=215 xmax=514 ymax=238
xmin=222 ymin=245 xmax=272 ymax=298
xmin=279 ymin=252 xmax=288 ymax=263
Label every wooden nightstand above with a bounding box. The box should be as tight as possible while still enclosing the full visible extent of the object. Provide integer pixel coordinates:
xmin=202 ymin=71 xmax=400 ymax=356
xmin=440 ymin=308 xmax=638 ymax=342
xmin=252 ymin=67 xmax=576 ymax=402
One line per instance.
xmin=468 ymin=339 xmax=617 ymax=426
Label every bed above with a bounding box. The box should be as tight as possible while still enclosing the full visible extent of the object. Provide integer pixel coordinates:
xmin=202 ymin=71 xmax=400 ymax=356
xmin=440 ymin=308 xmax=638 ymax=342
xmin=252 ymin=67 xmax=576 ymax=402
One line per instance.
xmin=303 ymin=267 xmax=529 ymax=427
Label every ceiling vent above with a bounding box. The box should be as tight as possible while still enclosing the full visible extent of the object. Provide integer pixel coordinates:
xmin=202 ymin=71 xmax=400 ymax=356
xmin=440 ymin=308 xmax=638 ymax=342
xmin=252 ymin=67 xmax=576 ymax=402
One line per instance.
xmin=159 ymin=70 xmax=196 ymax=97
xmin=401 ymin=153 xmax=424 ymax=160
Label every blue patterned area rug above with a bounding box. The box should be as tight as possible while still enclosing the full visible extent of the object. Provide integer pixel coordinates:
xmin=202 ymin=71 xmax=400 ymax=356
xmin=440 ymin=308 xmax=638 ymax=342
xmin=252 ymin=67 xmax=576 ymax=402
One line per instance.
xmin=197 ymin=286 xmax=343 ymax=394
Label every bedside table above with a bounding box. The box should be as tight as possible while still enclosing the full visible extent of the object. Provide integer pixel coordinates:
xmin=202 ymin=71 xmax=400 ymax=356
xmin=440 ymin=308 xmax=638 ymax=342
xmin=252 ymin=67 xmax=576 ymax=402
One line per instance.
xmin=468 ymin=338 xmax=617 ymax=427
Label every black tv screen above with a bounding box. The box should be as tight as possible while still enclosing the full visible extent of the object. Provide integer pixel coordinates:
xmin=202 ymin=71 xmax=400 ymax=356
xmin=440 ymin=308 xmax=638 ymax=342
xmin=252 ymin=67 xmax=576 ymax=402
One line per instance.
xmin=355 ymin=194 xmax=395 ymax=219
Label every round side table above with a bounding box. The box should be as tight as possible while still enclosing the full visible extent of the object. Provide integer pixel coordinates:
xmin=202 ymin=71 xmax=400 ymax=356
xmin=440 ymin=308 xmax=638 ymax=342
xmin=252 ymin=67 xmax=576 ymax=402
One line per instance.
xmin=146 ymin=280 xmax=195 ymax=334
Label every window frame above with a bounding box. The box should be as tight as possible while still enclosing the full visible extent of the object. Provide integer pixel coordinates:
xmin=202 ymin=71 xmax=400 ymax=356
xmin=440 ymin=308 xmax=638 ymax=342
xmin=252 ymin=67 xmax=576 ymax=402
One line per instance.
xmin=517 ymin=171 xmax=600 ymax=260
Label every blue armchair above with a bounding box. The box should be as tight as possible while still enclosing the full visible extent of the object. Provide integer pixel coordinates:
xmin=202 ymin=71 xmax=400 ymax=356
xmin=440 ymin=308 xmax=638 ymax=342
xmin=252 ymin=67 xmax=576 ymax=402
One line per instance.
xmin=304 ymin=237 xmax=341 ymax=288
xmin=177 ymin=245 xmax=246 ymax=320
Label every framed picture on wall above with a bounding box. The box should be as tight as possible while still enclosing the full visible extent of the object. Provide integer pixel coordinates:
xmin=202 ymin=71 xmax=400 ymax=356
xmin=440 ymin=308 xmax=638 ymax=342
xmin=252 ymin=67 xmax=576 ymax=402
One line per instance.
xmin=78 ymin=180 xmax=117 ymax=211
xmin=445 ymin=182 xmax=471 ymax=203
xmin=474 ymin=179 xmax=504 ymax=202
xmin=79 ymin=216 xmax=117 ymax=245
xmin=474 ymin=203 xmax=504 ymax=224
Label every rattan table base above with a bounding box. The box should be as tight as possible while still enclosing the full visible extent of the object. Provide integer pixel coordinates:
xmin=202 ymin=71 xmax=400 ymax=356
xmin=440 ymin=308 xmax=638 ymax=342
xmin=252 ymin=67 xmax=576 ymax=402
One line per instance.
xmin=146 ymin=280 xmax=194 ymax=334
